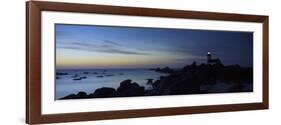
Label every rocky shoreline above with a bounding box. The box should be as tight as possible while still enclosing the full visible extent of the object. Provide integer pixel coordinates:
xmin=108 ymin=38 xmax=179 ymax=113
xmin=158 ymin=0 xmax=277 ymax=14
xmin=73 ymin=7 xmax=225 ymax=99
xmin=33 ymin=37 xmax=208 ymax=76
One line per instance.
xmin=60 ymin=62 xmax=253 ymax=100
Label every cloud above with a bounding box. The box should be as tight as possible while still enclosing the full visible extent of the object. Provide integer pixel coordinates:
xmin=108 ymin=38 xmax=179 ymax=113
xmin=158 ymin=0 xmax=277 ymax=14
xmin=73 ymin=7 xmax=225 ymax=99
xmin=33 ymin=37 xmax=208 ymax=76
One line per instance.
xmin=57 ymin=40 xmax=146 ymax=55
xmin=137 ymin=46 xmax=203 ymax=56
xmin=103 ymin=40 xmax=122 ymax=46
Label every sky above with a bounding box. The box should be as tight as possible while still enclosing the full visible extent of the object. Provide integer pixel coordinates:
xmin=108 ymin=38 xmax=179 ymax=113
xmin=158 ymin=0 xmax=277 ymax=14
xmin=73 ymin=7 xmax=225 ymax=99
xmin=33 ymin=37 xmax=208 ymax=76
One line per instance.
xmin=55 ymin=24 xmax=253 ymax=69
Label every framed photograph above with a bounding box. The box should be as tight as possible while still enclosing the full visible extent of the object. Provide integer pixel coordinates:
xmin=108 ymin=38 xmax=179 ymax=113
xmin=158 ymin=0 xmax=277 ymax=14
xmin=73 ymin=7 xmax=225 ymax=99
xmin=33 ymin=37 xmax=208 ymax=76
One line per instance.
xmin=26 ymin=1 xmax=269 ymax=124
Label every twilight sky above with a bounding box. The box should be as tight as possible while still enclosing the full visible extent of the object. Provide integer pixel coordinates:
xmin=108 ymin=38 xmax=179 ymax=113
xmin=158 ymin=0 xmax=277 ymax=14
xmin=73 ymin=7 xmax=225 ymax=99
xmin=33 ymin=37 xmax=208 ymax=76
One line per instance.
xmin=55 ymin=24 xmax=253 ymax=69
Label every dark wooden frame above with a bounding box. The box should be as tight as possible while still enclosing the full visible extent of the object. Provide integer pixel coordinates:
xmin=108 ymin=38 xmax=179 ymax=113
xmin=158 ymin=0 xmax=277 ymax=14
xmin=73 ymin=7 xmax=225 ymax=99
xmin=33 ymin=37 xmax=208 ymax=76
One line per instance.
xmin=26 ymin=1 xmax=269 ymax=124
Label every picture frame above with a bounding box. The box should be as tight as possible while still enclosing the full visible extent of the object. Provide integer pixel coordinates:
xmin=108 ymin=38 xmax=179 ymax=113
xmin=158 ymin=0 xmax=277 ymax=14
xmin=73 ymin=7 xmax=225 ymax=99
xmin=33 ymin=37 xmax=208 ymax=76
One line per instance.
xmin=26 ymin=1 xmax=269 ymax=124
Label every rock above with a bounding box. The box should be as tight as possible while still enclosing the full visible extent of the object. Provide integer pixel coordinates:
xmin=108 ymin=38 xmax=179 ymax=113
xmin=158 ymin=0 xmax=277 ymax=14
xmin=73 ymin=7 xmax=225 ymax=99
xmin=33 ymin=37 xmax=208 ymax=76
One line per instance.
xmin=150 ymin=67 xmax=174 ymax=74
xmin=60 ymin=94 xmax=77 ymax=99
xmin=117 ymin=79 xmax=145 ymax=97
xmin=73 ymin=77 xmax=82 ymax=80
xmin=73 ymin=76 xmax=87 ymax=80
xmin=71 ymin=74 xmax=79 ymax=78
xmin=60 ymin=59 xmax=253 ymax=100
xmin=60 ymin=91 xmax=88 ymax=99
xmin=150 ymin=61 xmax=252 ymax=95
xmin=81 ymin=76 xmax=87 ymax=79
xmin=106 ymin=74 xmax=114 ymax=77
xmin=56 ymin=72 xmax=68 ymax=75
xmin=119 ymin=79 xmax=132 ymax=87
xmin=92 ymin=87 xmax=117 ymax=98
xmin=77 ymin=91 xmax=87 ymax=97
xmin=146 ymin=79 xmax=154 ymax=85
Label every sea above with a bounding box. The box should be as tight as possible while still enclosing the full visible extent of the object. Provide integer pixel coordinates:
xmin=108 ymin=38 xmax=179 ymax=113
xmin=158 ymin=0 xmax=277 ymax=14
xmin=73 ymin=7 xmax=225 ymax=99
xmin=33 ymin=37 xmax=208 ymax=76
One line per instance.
xmin=55 ymin=69 xmax=167 ymax=99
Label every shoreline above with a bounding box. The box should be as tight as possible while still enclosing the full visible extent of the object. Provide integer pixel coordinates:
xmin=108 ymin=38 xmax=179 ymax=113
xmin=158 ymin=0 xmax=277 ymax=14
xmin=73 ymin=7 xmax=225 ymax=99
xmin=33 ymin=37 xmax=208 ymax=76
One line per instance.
xmin=58 ymin=62 xmax=253 ymax=100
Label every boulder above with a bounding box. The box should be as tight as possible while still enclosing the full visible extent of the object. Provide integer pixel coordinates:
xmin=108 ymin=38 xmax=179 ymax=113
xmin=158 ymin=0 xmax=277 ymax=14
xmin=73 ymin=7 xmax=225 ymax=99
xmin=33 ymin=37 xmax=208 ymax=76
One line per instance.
xmin=117 ymin=79 xmax=145 ymax=97
xmin=146 ymin=79 xmax=154 ymax=85
xmin=92 ymin=87 xmax=117 ymax=98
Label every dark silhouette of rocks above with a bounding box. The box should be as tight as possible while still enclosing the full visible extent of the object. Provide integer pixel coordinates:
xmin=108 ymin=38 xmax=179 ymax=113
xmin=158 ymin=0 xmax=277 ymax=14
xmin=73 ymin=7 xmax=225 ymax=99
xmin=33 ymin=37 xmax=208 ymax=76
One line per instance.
xmin=60 ymin=88 xmax=117 ymax=99
xmin=117 ymin=79 xmax=145 ymax=97
xmin=151 ymin=60 xmax=252 ymax=95
xmin=60 ymin=79 xmax=145 ymax=99
xmin=60 ymin=91 xmax=88 ymax=99
xmin=96 ymin=75 xmax=104 ymax=78
xmin=60 ymin=52 xmax=253 ymax=100
xmin=60 ymin=94 xmax=77 ymax=99
xmin=91 ymin=87 xmax=117 ymax=98
xmin=60 ymin=62 xmax=253 ymax=100
xmin=77 ymin=91 xmax=87 ymax=97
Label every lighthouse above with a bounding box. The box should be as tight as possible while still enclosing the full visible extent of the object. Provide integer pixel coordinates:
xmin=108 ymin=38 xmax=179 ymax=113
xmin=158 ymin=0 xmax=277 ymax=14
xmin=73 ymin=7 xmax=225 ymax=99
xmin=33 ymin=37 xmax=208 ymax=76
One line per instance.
xmin=206 ymin=51 xmax=222 ymax=65
xmin=207 ymin=51 xmax=212 ymax=63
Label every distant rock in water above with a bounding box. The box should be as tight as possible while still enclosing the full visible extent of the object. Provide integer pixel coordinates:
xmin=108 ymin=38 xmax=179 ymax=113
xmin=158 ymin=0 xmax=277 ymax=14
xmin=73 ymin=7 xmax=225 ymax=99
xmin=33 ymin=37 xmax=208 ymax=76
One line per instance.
xmin=71 ymin=74 xmax=78 ymax=78
xmin=72 ymin=76 xmax=87 ymax=80
xmin=81 ymin=76 xmax=87 ymax=79
xmin=56 ymin=72 xmax=68 ymax=75
xmin=106 ymin=74 xmax=114 ymax=77
xmin=73 ymin=77 xmax=82 ymax=80
xmin=149 ymin=67 xmax=174 ymax=74
xmin=96 ymin=75 xmax=104 ymax=78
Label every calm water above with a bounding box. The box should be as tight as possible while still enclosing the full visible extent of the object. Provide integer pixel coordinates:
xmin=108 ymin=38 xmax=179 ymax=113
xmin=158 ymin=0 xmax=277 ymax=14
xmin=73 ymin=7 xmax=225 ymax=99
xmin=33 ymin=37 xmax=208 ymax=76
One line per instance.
xmin=55 ymin=69 xmax=166 ymax=99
